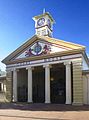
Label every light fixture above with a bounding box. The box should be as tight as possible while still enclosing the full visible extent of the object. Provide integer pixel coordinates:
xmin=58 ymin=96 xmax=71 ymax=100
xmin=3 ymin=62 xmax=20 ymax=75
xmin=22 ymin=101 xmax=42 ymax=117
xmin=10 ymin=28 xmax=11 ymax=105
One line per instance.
xmin=50 ymin=77 xmax=54 ymax=81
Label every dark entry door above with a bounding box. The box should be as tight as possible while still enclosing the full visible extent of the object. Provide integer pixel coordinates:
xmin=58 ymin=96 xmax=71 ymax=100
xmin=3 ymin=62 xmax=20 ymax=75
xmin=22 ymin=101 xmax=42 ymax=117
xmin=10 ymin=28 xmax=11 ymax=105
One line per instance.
xmin=50 ymin=64 xmax=66 ymax=104
xmin=33 ymin=68 xmax=45 ymax=103
xmin=18 ymin=86 xmax=27 ymax=102
xmin=17 ymin=68 xmax=28 ymax=102
xmin=51 ymin=79 xmax=65 ymax=103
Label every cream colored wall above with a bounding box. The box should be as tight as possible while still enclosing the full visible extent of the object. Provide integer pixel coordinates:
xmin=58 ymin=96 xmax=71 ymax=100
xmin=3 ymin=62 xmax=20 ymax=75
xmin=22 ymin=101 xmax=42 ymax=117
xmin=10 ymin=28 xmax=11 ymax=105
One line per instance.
xmin=72 ymin=58 xmax=83 ymax=105
xmin=6 ymin=71 xmax=12 ymax=102
xmin=83 ymin=74 xmax=89 ymax=104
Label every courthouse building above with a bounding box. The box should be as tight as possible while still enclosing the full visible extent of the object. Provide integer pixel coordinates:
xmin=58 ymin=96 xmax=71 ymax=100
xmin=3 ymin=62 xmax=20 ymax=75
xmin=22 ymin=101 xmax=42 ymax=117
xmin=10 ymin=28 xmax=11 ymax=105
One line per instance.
xmin=2 ymin=12 xmax=89 ymax=105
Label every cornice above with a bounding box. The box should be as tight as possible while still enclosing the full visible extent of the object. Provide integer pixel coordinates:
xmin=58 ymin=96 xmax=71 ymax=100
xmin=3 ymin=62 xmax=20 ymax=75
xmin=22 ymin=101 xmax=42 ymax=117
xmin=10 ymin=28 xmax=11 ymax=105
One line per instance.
xmin=6 ymin=48 xmax=83 ymax=65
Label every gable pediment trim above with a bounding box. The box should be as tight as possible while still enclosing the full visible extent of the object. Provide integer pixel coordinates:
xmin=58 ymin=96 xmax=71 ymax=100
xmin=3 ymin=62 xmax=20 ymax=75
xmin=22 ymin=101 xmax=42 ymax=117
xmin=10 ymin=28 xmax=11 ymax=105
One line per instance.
xmin=2 ymin=35 xmax=85 ymax=65
xmin=2 ymin=35 xmax=38 ymax=64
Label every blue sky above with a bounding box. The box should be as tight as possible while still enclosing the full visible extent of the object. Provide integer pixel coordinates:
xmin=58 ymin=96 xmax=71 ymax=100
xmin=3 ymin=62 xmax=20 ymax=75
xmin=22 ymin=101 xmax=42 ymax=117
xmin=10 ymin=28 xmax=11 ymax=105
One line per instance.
xmin=0 ymin=0 xmax=89 ymax=71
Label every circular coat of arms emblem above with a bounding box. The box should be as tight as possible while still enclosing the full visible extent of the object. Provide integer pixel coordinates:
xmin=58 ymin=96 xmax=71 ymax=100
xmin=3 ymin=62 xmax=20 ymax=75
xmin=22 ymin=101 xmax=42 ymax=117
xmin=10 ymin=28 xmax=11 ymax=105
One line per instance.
xmin=33 ymin=42 xmax=42 ymax=54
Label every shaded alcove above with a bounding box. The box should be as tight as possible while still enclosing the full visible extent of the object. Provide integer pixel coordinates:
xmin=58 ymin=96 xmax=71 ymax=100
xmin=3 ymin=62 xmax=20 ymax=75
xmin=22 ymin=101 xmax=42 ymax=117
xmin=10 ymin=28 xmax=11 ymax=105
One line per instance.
xmin=17 ymin=68 xmax=28 ymax=102
xmin=32 ymin=66 xmax=45 ymax=103
xmin=50 ymin=63 xmax=66 ymax=104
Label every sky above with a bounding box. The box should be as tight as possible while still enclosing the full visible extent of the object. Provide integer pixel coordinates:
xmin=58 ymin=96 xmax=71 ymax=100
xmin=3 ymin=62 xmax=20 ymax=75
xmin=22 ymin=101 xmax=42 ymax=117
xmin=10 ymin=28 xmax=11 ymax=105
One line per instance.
xmin=0 ymin=0 xmax=89 ymax=71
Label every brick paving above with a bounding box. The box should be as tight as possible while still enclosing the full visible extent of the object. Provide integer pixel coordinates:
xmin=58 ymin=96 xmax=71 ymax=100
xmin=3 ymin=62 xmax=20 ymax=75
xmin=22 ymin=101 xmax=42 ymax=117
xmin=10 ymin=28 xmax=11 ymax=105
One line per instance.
xmin=0 ymin=103 xmax=89 ymax=120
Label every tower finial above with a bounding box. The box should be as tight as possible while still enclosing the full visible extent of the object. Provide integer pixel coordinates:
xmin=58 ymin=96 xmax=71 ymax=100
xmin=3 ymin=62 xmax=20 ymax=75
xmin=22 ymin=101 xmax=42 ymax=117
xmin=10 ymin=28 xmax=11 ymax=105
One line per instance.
xmin=43 ymin=8 xmax=46 ymax=14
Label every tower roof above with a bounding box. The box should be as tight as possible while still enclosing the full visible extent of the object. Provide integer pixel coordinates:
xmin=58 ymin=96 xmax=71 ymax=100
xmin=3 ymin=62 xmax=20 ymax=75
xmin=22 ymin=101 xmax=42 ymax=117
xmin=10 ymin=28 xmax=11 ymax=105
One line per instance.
xmin=33 ymin=12 xmax=55 ymax=23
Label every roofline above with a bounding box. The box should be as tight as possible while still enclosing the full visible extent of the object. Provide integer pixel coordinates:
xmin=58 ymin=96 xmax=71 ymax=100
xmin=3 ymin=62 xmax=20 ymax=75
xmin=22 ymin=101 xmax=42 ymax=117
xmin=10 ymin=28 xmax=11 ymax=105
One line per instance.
xmin=2 ymin=35 xmax=85 ymax=65
xmin=2 ymin=35 xmax=37 ymax=64
xmin=82 ymin=51 xmax=89 ymax=67
xmin=38 ymin=35 xmax=86 ymax=48
xmin=0 ymin=75 xmax=6 ymax=78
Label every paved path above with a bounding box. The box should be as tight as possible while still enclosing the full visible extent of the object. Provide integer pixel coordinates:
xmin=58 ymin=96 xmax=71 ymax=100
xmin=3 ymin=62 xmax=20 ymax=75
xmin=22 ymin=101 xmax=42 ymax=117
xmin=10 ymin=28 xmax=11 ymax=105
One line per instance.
xmin=0 ymin=103 xmax=89 ymax=120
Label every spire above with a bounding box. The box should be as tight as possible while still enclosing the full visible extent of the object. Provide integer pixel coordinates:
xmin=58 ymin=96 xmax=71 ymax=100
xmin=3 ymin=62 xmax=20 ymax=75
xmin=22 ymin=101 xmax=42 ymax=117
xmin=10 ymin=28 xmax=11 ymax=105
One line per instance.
xmin=43 ymin=8 xmax=46 ymax=14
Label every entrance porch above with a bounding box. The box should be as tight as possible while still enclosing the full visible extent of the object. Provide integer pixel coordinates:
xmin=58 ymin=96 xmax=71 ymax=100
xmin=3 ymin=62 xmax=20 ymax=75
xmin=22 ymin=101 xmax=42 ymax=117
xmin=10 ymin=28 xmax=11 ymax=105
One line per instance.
xmin=12 ymin=62 xmax=72 ymax=104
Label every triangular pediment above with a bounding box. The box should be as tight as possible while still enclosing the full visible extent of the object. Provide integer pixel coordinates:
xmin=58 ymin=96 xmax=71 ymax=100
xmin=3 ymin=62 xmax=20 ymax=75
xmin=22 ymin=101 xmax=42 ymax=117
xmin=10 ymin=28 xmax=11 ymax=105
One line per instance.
xmin=15 ymin=40 xmax=72 ymax=60
xmin=2 ymin=35 xmax=85 ymax=64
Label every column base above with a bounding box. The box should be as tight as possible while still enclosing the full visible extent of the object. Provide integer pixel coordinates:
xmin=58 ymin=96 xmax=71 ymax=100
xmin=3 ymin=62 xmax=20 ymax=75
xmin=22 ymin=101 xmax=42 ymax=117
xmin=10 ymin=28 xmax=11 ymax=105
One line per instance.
xmin=28 ymin=100 xmax=33 ymax=103
xmin=45 ymin=101 xmax=51 ymax=103
xmin=12 ymin=99 xmax=17 ymax=102
xmin=28 ymin=102 xmax=33 ymax=104
xmin=65 ymin=101 xmax=71 ymax=105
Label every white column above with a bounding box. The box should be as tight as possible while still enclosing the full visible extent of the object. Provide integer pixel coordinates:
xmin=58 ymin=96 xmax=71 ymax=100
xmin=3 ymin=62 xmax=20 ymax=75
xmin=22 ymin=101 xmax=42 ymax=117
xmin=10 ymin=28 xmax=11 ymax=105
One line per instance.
xmin=27 ymin=67 xmax=33 ymax=103
xmin=44 ymin=64 xmax=51 ymax=103
xmin=64 ymin=61 xmax=71 ymax=104
xmin=13 ymin=69 xmax=17 ymax=102
xmin=1 ymin=83 xmax=4 ymax=92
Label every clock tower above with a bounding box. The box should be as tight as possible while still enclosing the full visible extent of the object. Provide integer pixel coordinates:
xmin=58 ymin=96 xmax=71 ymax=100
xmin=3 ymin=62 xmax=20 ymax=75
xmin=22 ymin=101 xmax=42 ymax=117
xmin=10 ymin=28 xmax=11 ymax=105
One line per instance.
xmin=33 ymin=12 xmax=55 ymax=37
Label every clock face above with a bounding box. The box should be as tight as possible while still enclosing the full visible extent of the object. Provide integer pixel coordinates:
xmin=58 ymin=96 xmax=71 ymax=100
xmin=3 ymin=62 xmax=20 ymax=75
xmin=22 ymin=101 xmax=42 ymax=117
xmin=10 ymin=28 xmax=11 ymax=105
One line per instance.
xmin=37 ymin=18 xmax=45 ymax=26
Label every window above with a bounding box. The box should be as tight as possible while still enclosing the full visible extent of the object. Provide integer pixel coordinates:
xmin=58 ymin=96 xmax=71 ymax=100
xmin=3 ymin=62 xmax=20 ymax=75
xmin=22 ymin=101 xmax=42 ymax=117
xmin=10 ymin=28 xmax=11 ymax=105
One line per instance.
xmin=42 ymin=29 xmax=46 ymax=36
xmin=47 ymin=30 xmax=51 ymax=37
xmin=37 ymin=31 xmax=40 ymax=35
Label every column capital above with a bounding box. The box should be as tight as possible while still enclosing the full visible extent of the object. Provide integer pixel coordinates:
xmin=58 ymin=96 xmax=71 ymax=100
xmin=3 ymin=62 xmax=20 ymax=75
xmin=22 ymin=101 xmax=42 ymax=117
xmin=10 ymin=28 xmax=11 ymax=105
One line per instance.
xmin=12 ymin=68 xmax=19 ymax=72
xmin=6 ymin=69 xmax=12 ymax=72
xmin=43 ymin=64 xmax=52 ymax=68
xmin=64 ymin=61 xmax=71 ymax=66
xmin=26 ymin=66 xmax=34 ymax=70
